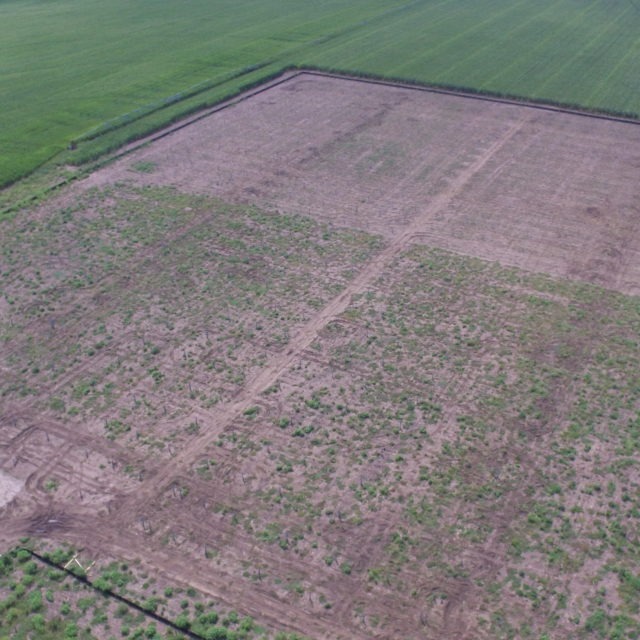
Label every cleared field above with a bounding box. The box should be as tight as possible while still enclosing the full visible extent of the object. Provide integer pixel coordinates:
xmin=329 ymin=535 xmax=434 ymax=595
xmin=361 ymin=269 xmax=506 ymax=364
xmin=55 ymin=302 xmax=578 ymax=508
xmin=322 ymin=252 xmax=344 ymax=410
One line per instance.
xmin=2 ymin=0 xmax=640 ymax=187
xmin=1 ymin=76 xmax=640 ymax=640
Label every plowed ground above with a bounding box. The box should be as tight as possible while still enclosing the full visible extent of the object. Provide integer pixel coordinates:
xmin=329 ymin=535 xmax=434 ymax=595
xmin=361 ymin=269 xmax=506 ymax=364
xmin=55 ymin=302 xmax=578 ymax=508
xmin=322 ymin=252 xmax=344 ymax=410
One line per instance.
xmin=2 ymin=73 xmax=640 ymax=640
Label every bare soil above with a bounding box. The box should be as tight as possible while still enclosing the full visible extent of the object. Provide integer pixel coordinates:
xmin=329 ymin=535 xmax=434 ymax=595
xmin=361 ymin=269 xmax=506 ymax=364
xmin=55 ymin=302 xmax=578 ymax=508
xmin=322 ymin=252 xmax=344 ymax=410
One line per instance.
xmin=2 ymin=73 xmax=640 ymax=640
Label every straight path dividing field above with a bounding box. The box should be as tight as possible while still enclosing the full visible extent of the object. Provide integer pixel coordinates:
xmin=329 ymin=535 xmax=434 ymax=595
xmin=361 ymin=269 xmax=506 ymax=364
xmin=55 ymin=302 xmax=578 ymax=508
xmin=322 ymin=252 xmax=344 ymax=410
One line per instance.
xmin=113 ymin=113 xmax=529 ymax=517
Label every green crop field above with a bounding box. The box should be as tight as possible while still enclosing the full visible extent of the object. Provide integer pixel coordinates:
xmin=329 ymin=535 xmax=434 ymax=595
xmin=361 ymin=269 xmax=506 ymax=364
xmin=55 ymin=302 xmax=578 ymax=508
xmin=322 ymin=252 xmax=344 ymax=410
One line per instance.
xmin=1 ymin=0 xmax=399 ymax=188
xmin=1 ymin=0 xmax=640 ymax=189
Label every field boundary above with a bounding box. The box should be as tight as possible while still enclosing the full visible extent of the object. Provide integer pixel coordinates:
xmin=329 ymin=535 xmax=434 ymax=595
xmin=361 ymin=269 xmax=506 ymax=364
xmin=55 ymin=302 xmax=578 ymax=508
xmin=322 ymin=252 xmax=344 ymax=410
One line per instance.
xmin=72 ymin=62 xmax=276 ymax=146
xmin=3 ymin=64 xmax=640 ymax=220
xmin=301 ymin=68 xmax=640 ymax=127
xmin=87 ymin=69 xmax=304 ymax=166
xmin=67 ymin=66 xmax=640 ymax=171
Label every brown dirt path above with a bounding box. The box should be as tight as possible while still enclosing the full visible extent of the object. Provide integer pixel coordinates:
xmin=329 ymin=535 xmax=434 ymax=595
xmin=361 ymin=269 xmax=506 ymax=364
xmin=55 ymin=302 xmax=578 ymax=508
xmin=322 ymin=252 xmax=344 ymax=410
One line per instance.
xmin=110 ymin=115 xmax=530 ymax=522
